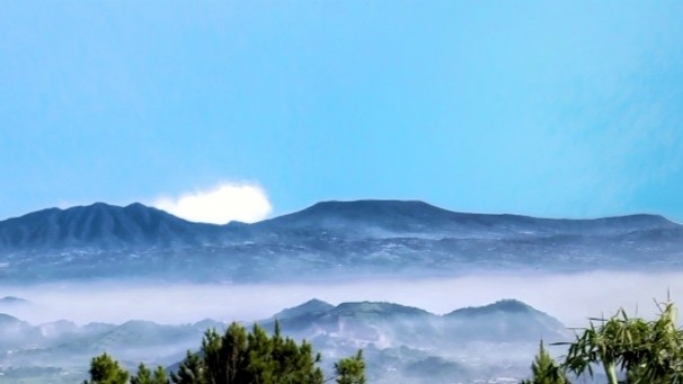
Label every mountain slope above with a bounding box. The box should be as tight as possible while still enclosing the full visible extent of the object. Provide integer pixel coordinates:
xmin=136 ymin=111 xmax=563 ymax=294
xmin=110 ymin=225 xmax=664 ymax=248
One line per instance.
xmin=3 ymin=200 xmax=675 ymax=250
xmin=0 ymin=200 xmax=681 ymax=283
xmin=271 ymin=299 xmax=335 ymax=321
xmin=255 ymin=200 xmax=677 ymax=238
xmin=0 ymin=202 xmax=226 ymax=250
xmin=444 ymin=299 xmax=567 ymax=342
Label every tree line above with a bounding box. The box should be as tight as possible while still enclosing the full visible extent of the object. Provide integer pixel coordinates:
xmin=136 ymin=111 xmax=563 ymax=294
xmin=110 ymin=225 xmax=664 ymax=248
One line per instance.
xmin=83 ymin=322 xmax=365 ymax=384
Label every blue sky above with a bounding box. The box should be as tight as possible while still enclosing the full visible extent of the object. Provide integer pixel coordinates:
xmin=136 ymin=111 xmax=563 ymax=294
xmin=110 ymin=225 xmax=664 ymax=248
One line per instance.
xmin=1 ymin=1 xmax=682 ymax=223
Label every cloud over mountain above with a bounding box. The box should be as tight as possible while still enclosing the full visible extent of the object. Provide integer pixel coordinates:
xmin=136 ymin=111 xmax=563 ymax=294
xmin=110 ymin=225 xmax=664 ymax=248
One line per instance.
xmin=152 ymin=182 xmax=272 ymax=224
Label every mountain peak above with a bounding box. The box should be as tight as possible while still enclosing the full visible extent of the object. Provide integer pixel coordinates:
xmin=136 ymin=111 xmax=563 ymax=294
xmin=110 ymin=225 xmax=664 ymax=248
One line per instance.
xmin=333 ymin=301 xmax=433 ymax=317
xmin=446 ymin=299 xmax=537 ymax=317
xmin=308 ymin=199 xmax=437 ymax=210
xmin=0 ymin=202 xmax=224 ymax=250
xmin=443 ymin=299 xmax=567 ymax=342
xmin=486 ymin=299 xmax=534 ymax=312
xmin=257 ymin=199 xmax=460 ymax=235
xmin=302 ymin=200 xmax=451 ymax=219
xmin=272 ymin=299 xmax=334 ymax=321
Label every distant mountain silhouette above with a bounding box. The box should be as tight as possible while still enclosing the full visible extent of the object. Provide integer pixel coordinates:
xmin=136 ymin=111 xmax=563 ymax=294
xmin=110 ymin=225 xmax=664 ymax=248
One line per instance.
xmin=0 ymin=296 xmax=29 ymax=306
xmin=0 ymin=202 xmax=224 ymax=250
xmin=271 ymin=299 xmax=335 ymax=321
xmin=263 ymin=299 xmax=566 ymax=349
xmin=445 ymin=299 xmax=566 ymax=342
xmin=0 ymin=200 xmax=680 ymax=282
xmin=329 ymin=301 xmax=434 ymax=319
xmin=0 ymin=200 xmax=676 ymax=250
xmin=446 ymin=299 xmax=537 ymax=316
xmin=257 ymin=200 xmax=676 ymax=238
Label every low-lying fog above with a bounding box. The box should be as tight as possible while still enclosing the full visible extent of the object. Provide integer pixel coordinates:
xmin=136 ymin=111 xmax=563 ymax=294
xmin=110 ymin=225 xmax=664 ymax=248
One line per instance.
xmin=2 ymin=271 xmax=682 ymax=327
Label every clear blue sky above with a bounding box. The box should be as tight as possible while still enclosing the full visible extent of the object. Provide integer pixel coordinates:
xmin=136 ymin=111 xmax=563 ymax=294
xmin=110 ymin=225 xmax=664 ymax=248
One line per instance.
xmin=1 ymin=1 xmax=682 ymax=222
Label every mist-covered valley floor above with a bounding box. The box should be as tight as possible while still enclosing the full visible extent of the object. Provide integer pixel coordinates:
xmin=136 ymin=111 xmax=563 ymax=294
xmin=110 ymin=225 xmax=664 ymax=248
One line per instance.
xmin=1 ymin=271 xmax=681 ymax=384
xmin=3 ymin=271 xmax=682 ymax=326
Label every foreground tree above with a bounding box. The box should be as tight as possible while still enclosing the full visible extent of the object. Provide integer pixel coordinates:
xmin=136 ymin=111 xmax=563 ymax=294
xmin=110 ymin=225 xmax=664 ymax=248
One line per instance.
xmin=131 ymin=364 xmax=169 ymax=384
xmin=522 ymin=300 xmax=683 ymax=384
xmin=169 ymin=351 xmax=205 ymax=384
xmin=83 ymin=353 xmax=130 ymax=384
xmin=174 ymin=322 xmax=325 ymax=384
xmin=563 ymin=302 xmax=683 ymax=384
xmin=520 ymin=342 xmax=568 ymax=384
xmin=631 ymin=302 xmax=683 ymax=382
xmin=333 ymin=350 xmax=366 ymax=384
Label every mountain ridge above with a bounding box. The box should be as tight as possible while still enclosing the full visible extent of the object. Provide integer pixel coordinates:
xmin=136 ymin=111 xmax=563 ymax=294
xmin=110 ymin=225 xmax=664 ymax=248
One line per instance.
xmin=3 ymin=200 xmax=675 ymax=227
xmin=0 ymin=200 xmax=676 ymax=250
xmin=0 ymin=202 xmax=225 ymax=250
xmin=0 ymin=200 xmax=681 ymax=283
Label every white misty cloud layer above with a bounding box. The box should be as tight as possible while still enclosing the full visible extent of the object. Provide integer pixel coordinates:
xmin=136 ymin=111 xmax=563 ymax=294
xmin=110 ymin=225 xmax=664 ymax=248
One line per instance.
xmin=4 ymin=271 xmax=683 ymax=326
xmin=152 ymin=183 xmax=272 ymax=224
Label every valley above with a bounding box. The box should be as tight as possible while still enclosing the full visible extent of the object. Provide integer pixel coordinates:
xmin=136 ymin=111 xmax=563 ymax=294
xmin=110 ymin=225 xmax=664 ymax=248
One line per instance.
xmin=0 ymin=298 xmax=568 ymax=384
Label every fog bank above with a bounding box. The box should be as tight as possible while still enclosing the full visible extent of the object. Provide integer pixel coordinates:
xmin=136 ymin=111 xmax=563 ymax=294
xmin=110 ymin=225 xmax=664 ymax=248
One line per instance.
xmin=1 ymin=271 xmax=681 ymax=326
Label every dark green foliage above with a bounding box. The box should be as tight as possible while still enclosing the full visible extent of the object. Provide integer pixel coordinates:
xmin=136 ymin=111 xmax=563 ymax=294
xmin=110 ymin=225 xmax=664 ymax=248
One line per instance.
xmin=520 ymin=342 xmax=568 ymax=384
xmin=630 ymin=302 xmax=683 ymax=383
xmin=170 ymin=351 xmax=206 ymax=384
xmin=189 ymin=321 xmax=325 ymax=384
xmin=334 ymin=350 xmax=366 ymax=384
xmin=560 ymin=302 xmax=683 ymax=384
xmin=131 ymin=364 xmax=169 ymax=384
xmin=525 ymin=300 xmax=683 ymax=384
xmin=83 ymin=353 xmax=130 ymax=384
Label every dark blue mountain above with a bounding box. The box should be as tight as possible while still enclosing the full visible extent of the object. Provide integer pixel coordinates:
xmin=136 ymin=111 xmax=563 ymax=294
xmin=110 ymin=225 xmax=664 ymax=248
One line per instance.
xmin=255 ymin=200 xmax=676 ymax=238
xmin=0 ymin=200 xmax=677 ymax=249
xmin=0 ymin=202 xmax=225 ymax=250
xmin=0 ymin=200 xmax=680 ymax=283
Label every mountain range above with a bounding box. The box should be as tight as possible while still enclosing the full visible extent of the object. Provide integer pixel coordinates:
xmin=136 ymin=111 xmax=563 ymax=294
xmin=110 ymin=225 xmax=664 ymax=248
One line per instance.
xmin=0 ymin=200 xmax=682 ymax=283
xmin=0 ymin=298 xmax=568 ymax=384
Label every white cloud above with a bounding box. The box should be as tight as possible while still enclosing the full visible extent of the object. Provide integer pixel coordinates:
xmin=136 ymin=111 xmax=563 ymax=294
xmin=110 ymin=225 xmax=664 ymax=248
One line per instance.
xmin=152 ymin=182 xmax=272 ymax=224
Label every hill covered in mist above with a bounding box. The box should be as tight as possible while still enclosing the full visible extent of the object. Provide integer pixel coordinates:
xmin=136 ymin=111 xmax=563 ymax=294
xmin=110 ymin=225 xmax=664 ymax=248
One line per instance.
xmin=0 ymin=298 xmax=568 ymax=384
